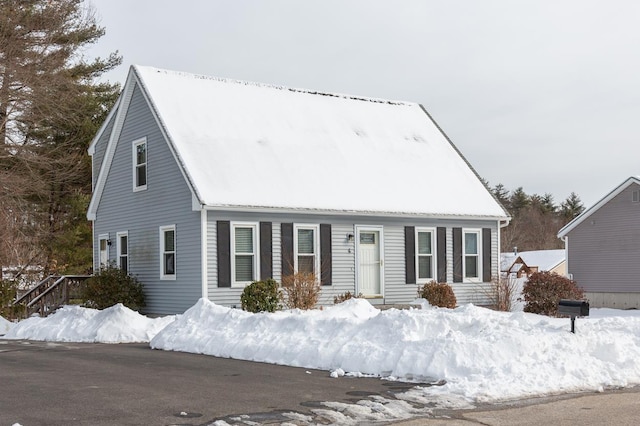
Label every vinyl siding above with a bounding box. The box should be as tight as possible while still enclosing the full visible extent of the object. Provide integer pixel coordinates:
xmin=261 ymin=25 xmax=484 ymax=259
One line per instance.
xmin=93 ymin=83 xmax=201 ymax=315
xmin=566 ymin=183 xmax=640 ymax=293
xmin=205 ymin=213 xmax=500 ymax=307
xmin=92 ymin=111 xmax=117 ymax=190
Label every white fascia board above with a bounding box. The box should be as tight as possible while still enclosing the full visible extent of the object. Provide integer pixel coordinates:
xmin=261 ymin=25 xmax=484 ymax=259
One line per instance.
xmin=87 ymin=66 xmax=204 ymax=221
xmin=418 ymin=104 xmax=511 ymax=220
xmin=201 ymin=203 xmax=508 ymax=221
xmin=87 ymin=69 xmax=139 ymax=221
xmin=132 ymin=65 xmax=203 ymax=207
xmin=557 ymin=176 xmax=640 ymax=238
xmin=87 ymin=95 xmax=122 ymax=156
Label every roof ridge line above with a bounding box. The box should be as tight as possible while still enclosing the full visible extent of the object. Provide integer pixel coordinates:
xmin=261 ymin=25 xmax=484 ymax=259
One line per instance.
xmin=134 ymin=64 xmax=412 ymax=106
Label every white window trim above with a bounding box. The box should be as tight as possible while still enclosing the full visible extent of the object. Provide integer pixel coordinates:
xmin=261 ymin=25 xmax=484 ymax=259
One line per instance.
xmin=160 ymin=225 xmax=176 ymax=280
xmin=132 ymin=137 xmax=147 ymax=192
xmin=116 ymin=231 xmax=129 ymax=272
xmin=98 ymin=233 xmax=109 ymax=268
xmin=415 ymin=227 xmax=436 ymax=283
xmin=463 ymin=228 xmax=482 ymax=283
xmin=293 ymin=224 xmax=320 ymax=276
xmin=230 ymin=222 xmax=259 ymax=288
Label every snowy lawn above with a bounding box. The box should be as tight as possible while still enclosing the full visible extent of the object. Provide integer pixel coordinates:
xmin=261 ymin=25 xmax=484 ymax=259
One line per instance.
xmin=3 ymin=299 xmax=640 ymax=409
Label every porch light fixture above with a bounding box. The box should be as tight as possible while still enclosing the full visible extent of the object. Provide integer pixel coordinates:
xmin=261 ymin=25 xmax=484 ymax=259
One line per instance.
xmin=346 ymin=233 xmax=354 ymax=242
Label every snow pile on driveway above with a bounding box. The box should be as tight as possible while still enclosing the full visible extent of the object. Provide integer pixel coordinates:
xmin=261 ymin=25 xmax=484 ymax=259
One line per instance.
xmin=4 ymin=298 xmax=640 ymax=406
xmin=3 ymin=304 xmax=175 ymax=343
xmin=151 ymin=298 xmax=640 ymax=404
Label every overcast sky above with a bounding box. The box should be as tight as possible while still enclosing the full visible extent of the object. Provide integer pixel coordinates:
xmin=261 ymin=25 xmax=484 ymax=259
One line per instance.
xmin=86 ymin=0 xmax=640 ymax=208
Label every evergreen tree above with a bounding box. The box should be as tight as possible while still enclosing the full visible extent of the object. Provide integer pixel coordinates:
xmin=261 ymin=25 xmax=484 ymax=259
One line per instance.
xmin=492 ymin=183 xmax=510 ymax=209
xmin=560 ymin=192 xmax=585 ymax=220
xmin=486 ymin=182 xmax=582 ymax=252
xmin=509 ymin=187 xmax=530 ymax=213
xmin=0 ymin=0 xmax=121 ymax=276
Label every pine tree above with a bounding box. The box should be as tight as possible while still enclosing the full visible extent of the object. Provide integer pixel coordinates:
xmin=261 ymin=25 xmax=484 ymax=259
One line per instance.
xmin=560 ymin=192 xmax=585 ymax=220
xmin=0 ymin=0 xmax=121 ymax=276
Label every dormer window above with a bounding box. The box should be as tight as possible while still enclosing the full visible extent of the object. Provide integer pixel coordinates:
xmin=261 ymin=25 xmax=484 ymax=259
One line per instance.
xmin=133 ymin=138 xmax=147 ymax=191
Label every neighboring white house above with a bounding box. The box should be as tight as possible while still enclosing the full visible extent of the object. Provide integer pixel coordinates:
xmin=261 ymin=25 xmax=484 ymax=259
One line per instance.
xmin=558 ymin=176 xmax=640 ymax=309
xmin=87 ymin=65 xmax=510 ymax=315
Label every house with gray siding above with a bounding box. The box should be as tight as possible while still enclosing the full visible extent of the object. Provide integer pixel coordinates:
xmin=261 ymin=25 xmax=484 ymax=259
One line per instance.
xmin=87 ymin=65 xmax=510 ymax=315
xmin=558 ymin=176 xmax=640 ymax=309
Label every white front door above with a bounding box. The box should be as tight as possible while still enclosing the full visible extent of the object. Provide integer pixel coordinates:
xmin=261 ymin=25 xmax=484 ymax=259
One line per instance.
xmin=356 ymin=227 xmax=383 ymax=296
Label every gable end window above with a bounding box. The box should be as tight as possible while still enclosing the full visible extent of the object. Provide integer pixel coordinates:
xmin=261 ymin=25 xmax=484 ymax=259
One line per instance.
xmin=160 ymin=225 xmax=176 ymax=280
xmin=416 ymin=228 xmax=435 ymax=282
xmin=117 ymin=231 xmax=129 ymax=273
xmin=463 ymin=229 xmax=482 ymax=282
xmin=633 ymin=190 xmax=640 ymax=203
xmin=294 ymin=224 xmax=320 ymax=275
xmin=133 ymin=138 xmax=147 ymax=191
xmin=231 ymin=222 xmax=259 ymax=287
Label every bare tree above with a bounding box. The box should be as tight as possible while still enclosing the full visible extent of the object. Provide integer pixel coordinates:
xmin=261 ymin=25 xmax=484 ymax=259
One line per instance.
xmin=0 ymin=0 xmax=120 ymax=276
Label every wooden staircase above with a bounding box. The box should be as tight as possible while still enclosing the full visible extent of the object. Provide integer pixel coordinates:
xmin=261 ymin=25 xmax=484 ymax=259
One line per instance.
xmin=13 ymin=275 xmax=91 ymax=318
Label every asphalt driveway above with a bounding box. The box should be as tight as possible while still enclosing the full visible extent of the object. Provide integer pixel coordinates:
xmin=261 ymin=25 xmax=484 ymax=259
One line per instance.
xmin=0 ymin=339 xmax=424 ymax=425
xmin=3 ymin=339 xmax=640 ymax=425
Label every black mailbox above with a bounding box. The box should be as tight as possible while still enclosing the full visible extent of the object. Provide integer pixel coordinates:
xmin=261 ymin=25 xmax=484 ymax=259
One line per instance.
xmin=558 ymin=299 xmax=590 ymax=317
xmin=557 ymin=299 xmax=589 ymax=333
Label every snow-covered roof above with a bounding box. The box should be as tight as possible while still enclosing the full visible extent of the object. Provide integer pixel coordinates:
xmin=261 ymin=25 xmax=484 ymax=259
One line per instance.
xmin=558 ymin=176 xmax=640 ymax=237
xmin=518 ymin=250 xmax=565 ymax=271
xmin=92 ymin=65 xmax=509 ymax=218
xmin=500 ymin=249 xmax=565 ymax=272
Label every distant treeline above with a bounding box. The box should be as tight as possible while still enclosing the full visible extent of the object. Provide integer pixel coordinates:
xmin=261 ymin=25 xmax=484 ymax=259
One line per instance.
xmin=487 ymin=183 xmax=585 ymax=252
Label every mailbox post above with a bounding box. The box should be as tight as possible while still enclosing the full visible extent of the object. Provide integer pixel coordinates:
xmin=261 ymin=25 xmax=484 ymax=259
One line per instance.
xmin=557 ymin=299 xmax=590 ymax=333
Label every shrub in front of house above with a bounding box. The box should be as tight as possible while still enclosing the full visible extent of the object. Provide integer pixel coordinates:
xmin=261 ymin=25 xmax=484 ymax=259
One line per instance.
xmin=281 ymin=272 xmax=321 ymax=310
xmin=81 ymin=264 xmax=145 ymax=311
xmin=333 ymin=291 xmax=363 ymax=304
xmin=522 ymin=271 xmax=584 ymax=316
xmin=240 ymin=279 xmax=281 ymax=313
xmin=417 ymin=281 xmax=457 ymax=308
xmin=0 ymin=279 xmax=23 ymax=320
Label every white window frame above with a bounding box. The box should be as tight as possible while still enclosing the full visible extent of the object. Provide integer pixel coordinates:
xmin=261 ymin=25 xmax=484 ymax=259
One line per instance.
xmin=132 ymin=137 xmax=147 ymax=192
xmin=98 ymin=233 xmax=109 ymax=268
xmin=116 ymin=231 xmax=129 ymax=273
xmin=230 ymin=222 xmax=259 ymax=287
xmin=415 ymin=227 xmax=436 ymax=283
xmin=294 ymin=224 xmax=320 ymax=276
xmin=160 ymin=225 xmax=176 ymax=280
xmin=463 ymin=229 xmax=482 ymax=283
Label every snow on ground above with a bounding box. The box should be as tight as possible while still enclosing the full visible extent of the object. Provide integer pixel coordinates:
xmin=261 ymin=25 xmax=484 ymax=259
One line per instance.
xmin=3 ymin=299 xmax=640 ymax=412
xmin=0 ymin=314 xmax=12 ymax=335
xmin=2 ymin=304 xmax=175 ymax=343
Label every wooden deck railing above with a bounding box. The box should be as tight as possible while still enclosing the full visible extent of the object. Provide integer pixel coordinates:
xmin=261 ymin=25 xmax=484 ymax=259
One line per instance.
xmin=13 ymin=275 xmax=91 ymax=318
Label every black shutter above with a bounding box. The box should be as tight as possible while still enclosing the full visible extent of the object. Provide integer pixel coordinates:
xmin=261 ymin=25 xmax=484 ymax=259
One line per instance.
xmin=482 ymin=228 xmax=492 ymax=282
xmin=217 ymin=221 xmax=231 ymax=287
xmin=404 ymin=226 xmax=415 ymax=284
xmin=320 ymin=224 xmax=332 ymax=286
xmin=260 ymin=222 xmax=273 ymax=280
xmin=453 ymin=227 xmax=462 ymax=283
xmin=281 ymin=223 xmax=294 ymax=277
xmin=437 ymin=227 xmax=447 ymax=282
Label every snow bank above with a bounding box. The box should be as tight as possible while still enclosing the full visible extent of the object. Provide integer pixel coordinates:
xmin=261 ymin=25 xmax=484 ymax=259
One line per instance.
xmin=152 ymin=298 xmax=640 ymax=403
xmin=4 ymin=299 xmax=640 ymax=406
xmin=0 ymin=315 xmax=12 ymax=335
xmin=3 ymin=304 xmax=175 ymax=343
